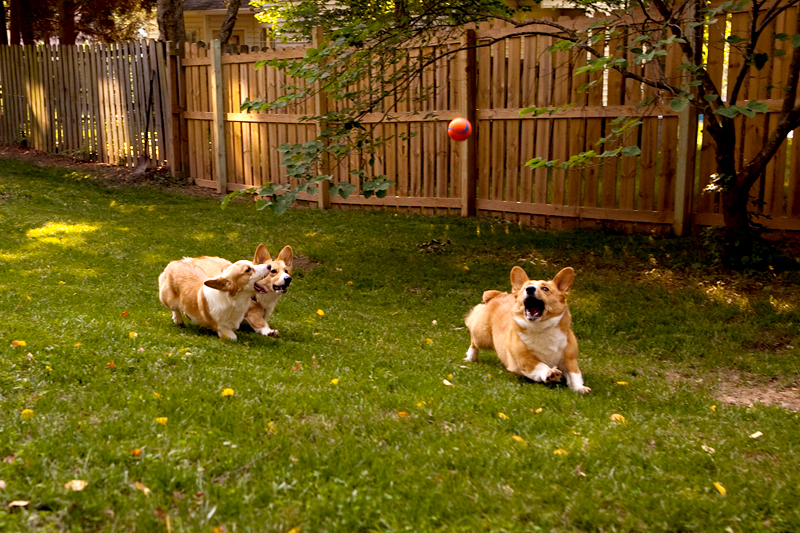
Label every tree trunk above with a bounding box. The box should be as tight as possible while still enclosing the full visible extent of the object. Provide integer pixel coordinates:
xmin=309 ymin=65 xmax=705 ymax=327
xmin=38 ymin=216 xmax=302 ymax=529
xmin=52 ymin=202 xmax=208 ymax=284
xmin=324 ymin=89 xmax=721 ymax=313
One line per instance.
xmin=59 ymin=0 xmax=77 ymax=45
xmin=219 ymin=0 xmax=241 ymax=46
xmin=0 ymin=1 xmax=8 ymax=45
xmin=157 ymin=0 xmax=186 ymax=43
xmin=8 ymin=0 xmax=34 ymax=45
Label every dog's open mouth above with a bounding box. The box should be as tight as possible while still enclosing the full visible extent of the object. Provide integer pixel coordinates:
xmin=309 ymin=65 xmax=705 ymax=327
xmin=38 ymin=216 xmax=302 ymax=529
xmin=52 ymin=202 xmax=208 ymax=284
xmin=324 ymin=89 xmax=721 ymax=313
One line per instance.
xmin=274 ymin=285 xmax=289 ymax=294
xmin=524 ymin=297 xmax=545 ymax=320
xmin=254 ymin=282 xmax=269 ymax=293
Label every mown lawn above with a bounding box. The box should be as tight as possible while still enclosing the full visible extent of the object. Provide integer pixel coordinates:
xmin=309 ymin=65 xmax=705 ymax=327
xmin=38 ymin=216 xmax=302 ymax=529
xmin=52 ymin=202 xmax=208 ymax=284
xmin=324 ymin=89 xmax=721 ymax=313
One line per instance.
xmin=1 ymin=156 xmax=800 ymax=532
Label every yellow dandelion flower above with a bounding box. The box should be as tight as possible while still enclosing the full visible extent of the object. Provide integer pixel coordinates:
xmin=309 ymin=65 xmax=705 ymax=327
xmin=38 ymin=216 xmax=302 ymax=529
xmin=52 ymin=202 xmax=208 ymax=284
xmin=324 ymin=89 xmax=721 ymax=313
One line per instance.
xmin=397 ymin=411 xmax=409 ymax=418
xmin=134 ymin=482 xmax=151 ymax=496
xmin=11 ymin=340 xmax=26 ymax=347
xmin=288 ymin=527 xmax=302 ymax=533
xmin=498 ymin=412 xmax=509 ymax=420
xmin=129 ymin=332 xmax=138 ymax=339
xmin=21 ymin=409 xmax=34 ymax=420
xmin=316 ymin=309 xmax=325 ymax=316
xmin=416 ymin=401 xmax=426 ymax=408
xmin=711 ymin=405 xmax=716 ymax=412
xmin=610 ymin=413 xmax=627 ymax=424
xmin=426 ymin=338 xmax=433 ymax=344
xmin=46 ymin=365 xmax=52 ymax=371
xmin=131 ymin=449 xmax=143 ymax=457
xmin=221 ymin=388 xmax=235 ymax=397
xmin=713 ymin=481 xmax=727 ymax=496
xmin=554 ymin=448 xmax=568 ymax=456
xmin=330 ymin=378 xmax=339 ymax=385
xmin=464 ymin=265 xmax=470 ymax=271
xmin=266 ymin=421 xmax=277 ymax=434
xmin=155 ymin=417 xmax=167 ymax=425
xmin=153 ymin=392 xmax=162 ymax=399
xmin=74 ymin=342 xmax=82 ymax=348
xmin=347 ymin=281 xmax=354 ymax=286
xmin=512 ymin=435 xmax=527 ymax=445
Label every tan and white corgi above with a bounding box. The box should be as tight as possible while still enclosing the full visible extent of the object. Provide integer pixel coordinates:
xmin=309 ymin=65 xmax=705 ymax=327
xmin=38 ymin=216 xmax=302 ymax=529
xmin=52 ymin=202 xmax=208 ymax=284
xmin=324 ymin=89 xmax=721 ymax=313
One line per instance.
xmin=188 ymin=244 xmax=293 ymax=337
xmin=246 ymin=243 xmax=293 ymax=337
xmin=157 ymin=258 xmax=271 ymax=341
xmin=464 ymin=266 xmax=590 ymax=393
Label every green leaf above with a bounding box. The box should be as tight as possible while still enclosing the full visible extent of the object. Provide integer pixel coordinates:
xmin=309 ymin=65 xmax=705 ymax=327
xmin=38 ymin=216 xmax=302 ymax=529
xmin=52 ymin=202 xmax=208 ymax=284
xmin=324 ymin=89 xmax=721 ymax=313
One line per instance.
xmin=621 ymin=145 xmax=641 ymax=157
xmin=792 ymin=34 xmax=800 ymax=48
xmin=752 ymin=53 xmax=769 ymax=70
xmin=725 ymin=35 xmax=747 ymax=44
xmin=703 ymin=94 xmax=719 ymax=102
xmin=746 ymin=100 xmax=769 ymax=113
xmin=669 ymin=98 xmax=689 ymax=112
xmin=715 ymin=106 xmax=741 ymax=118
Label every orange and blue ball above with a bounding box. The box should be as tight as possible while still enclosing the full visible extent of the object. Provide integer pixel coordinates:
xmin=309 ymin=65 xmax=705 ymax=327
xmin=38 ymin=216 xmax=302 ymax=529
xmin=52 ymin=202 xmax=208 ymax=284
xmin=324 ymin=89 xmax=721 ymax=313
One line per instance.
xmin=447 ymin=117 xmax=472 ymax=141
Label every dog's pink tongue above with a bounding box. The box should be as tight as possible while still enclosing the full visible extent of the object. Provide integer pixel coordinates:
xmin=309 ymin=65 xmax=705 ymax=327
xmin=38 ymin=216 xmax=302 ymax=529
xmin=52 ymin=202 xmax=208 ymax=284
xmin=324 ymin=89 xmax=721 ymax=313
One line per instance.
xmin=254 ymin=282 xmax=269 ymax=293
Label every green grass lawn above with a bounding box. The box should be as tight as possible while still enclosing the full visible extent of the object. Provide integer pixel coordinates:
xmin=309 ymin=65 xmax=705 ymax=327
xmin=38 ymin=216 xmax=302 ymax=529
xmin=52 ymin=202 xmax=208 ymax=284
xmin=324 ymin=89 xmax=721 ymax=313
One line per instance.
xmin=1 ymin=156 xmax=800 ymax=532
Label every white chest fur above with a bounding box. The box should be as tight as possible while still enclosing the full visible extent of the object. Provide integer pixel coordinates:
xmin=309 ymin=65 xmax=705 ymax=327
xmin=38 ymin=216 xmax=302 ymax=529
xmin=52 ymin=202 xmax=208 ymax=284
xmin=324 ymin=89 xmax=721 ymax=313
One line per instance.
xmin=514 ymin=313 xmax=568 ymax=367
xmin=202 ymin=286 xmax=250 ymax=329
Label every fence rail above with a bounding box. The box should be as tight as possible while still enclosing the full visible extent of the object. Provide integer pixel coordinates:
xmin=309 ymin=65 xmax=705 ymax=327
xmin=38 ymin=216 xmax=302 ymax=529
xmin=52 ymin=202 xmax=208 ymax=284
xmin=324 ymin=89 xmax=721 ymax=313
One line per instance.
xmin=1 ymin=11 xmax=799 ymax=233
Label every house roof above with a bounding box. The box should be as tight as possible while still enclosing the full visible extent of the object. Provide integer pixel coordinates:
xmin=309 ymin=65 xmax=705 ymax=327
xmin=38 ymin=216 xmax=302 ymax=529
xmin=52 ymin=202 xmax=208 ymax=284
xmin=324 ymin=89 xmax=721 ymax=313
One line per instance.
xmin=184 ymin=0 xmax=254 ymax=11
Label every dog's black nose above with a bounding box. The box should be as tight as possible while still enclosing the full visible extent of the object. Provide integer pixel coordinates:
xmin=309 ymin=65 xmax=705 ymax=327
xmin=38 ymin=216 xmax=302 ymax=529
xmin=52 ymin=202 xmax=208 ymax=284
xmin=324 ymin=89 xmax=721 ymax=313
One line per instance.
xmin=526 ymin=286 xmax=536 ymax=295
xmin=285 ymin=276 xmax=292 ymax=286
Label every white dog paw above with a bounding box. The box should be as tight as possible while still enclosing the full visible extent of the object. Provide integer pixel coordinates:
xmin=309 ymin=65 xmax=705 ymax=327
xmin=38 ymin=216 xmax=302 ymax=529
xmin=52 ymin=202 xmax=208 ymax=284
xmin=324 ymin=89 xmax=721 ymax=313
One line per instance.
xmin=572 ymin=386 xmax=591 ymax=394
xmin=464 ymin=347 xmax=479 ymax=362
xmin=258 ymin=327 xmax=279 ymax=338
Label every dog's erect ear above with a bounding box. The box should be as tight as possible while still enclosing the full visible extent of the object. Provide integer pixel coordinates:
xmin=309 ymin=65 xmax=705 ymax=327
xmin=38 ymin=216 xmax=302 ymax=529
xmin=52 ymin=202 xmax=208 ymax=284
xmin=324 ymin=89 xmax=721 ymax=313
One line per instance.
xmin=482 ymin=290 xmax=503 ymax=303
xmin=510 ymin=266 xmax=529 ymax=291
xmin=277 ymin=245 xmax=293 ymax=269
xmin=254 ymin=243 xmax=271 ymax=265
xmin=553 ymin=267 xmax=575 ymax=293
xmin=204 ymin=278 xmax=237 ymax=294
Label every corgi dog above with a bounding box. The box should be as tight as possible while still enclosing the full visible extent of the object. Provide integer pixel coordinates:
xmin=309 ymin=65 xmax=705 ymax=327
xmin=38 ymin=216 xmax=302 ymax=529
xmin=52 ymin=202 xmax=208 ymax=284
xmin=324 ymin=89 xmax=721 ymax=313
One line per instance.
xmin=158 ymin=258 xmax=271 ymax=340
xmin=464 ymin=266 xmax=590 ymax=393
xmin=188 ymin=244 xmax=293 ymax=337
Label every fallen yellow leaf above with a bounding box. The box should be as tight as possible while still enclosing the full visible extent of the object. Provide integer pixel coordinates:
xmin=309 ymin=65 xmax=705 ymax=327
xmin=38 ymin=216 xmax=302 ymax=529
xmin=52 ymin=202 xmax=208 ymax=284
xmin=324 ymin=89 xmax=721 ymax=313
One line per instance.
xmin=442 ymin=379 xmax=454 ymax=387
xmin=713 ymin=481 xmax=727 ymax=496
xmin=535 ymin=407 xmax=543 ymax=413
xmin=132 ymin=449 xmax=142 ymax=457
xmin=616 ymin=381 xmax=628 ymax=385
xmin=7 ymin=500 xmax=29 ymax=509
xmin=397 ymin=411 xmax=409 ymax=418
xmin=74 ymin=342 xmax=82 ymax=347
xmin=288 ymin=527 xmax=302 ymax=533
xmin=464 ymin=265 xmax=470 ymax=271
xmin=498 ymin=412 xmax=509 ymax=420
xmin=512 ymin=435 xmax=527 ymax=445
xmin=554 ymin=448 xmax=568 ymax=456
xmin=221 ymin=388 xmax=235 ymax=397
xmin=10 ymin=340 xmax=26 ymax=347
xmin=134 ymin=482 xmax=151 ymax=496
xmin=347 ymin=281 xmax=354 ymax=286
xmin=64 ymin=479 xmax=88 ymax=492
xmin=610 ymin=413 xmax=627 ymax=424
xmin=129 ymin=332 xmax=138 ymax=339
xmin=749 ymin=431 xmax=763 ymax=439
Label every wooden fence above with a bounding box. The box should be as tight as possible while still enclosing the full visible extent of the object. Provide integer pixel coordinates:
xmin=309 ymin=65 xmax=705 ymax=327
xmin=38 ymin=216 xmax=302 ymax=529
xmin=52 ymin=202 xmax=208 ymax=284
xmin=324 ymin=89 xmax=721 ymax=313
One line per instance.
xmin=0 ymin=40 xmax=174 ymax=168
xmin=1 ymin=8 xmax=799 ymax=233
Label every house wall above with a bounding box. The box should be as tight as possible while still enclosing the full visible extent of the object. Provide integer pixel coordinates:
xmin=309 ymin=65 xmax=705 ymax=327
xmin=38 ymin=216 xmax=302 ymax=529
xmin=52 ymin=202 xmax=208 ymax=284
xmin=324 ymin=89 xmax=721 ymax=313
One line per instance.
xmin=184 ymin=10 xmax=266 ymax=48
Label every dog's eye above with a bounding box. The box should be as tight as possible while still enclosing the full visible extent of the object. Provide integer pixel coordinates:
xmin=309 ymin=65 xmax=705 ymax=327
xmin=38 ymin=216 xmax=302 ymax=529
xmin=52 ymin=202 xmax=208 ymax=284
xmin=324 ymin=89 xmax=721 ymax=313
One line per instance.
xmin=272 ymin=269 xmax=278 ymax=274
xmin=541 ymin=286 xmax=549 ymax=292
xmin=245 ymin=267 xmax=252 ymax=272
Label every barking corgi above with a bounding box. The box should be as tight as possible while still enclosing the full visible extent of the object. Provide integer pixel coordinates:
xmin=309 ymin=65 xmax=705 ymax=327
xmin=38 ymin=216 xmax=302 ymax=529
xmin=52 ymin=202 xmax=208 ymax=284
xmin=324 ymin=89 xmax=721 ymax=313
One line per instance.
xmin=246 ymin=243 xmax=293 ymax=337
xmin=157 ymin=258 xmax=271 ymax=340
xmin=187 ymin=244 xmax=293 ymax=338
xmin=464 ymin=266 xmax=590 ymax=393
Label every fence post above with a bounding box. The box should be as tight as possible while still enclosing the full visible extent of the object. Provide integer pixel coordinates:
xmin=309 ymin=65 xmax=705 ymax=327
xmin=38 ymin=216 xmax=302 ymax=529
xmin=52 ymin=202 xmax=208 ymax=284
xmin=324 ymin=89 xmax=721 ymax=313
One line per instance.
xmin=166 ymin=41 xmax=188 ymax=180
xmin=210 ymin=40 xmax=227 ymax=193
xmin=460 ymin=29 xmax=477 ymax=217
xmin=312 ymin=26 xmax=331 ymax=210
xmin=673 ymin=6 xmax=698 ymax=236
